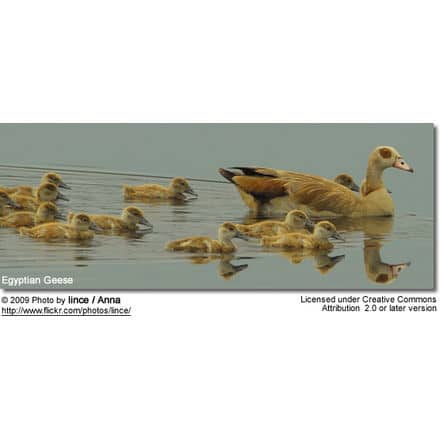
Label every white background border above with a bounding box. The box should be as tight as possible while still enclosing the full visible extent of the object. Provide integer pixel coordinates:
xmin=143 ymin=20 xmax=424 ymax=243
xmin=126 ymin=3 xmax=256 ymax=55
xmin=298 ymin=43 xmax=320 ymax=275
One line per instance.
xmin=0 ymin=1 xmax=438 ymax=439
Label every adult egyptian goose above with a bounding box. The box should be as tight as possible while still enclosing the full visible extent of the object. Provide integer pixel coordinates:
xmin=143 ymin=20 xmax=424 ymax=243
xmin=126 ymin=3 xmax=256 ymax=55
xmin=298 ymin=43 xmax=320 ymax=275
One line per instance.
xmin=219 ymin=146 xmax=413 ymax=217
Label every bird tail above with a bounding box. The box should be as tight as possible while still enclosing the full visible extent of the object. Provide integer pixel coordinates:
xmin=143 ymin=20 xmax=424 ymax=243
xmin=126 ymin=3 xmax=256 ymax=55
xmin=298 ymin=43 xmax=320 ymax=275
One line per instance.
xmin=218 ymin=168 xmax=239 ymax=184
xmin=123 ymin=185 xmax=135 ymax=197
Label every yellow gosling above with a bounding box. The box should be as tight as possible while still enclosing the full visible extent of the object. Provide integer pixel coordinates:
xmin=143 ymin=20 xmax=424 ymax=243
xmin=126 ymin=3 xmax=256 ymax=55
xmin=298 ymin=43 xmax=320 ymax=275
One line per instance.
xmin=0 ymin=202 xmax=65 ymax=228
xmin=166 ymin=222 xmax=249 ymax=253
xmin=11 ymin=183 xmax=69 ymax=211
xmin=123 ymin=177 xmax=197 ymax=200
xmin=235 ymin=209 xmax=314 ymax=238
xmin=261 ymin=221 xmax=344 ymax=250
xmin=0 ymin=191 xmax=22 ymax=216
xmin=68 ymin=206 xmax=152 ymax=232
xmin=19 ymin=213 xmax=98 ymax=241
xmin=1 ymin=172 xmax=71 ymax=196
xmin=219 ymin=146 xmax=413 ymax=217
xmin=333 ymin=174 xmax=360 ymax=192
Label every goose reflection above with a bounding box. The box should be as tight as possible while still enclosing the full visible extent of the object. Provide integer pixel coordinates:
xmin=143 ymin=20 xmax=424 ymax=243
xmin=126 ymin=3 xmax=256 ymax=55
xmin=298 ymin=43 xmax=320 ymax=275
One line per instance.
xmin=363 ymin=239 xmax=410 ymax=285
xmin=188 ymin=255 xmax=249 ymax=280
xmin=280 ymin=250 xmax=346 ymax=274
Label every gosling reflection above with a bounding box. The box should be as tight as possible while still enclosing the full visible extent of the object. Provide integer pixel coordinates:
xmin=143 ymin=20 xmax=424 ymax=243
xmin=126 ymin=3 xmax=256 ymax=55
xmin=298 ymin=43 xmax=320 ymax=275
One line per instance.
xmin=280 ymin=250 xmax=346 ymax=275
xmin=364 ymin=239 xmax=411 ymax=285
xmin=188 ymin=255 xmax=249 ymax=280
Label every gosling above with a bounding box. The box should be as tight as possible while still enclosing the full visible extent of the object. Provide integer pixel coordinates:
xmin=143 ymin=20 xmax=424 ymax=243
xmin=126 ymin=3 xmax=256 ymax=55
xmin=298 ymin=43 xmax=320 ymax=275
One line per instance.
xmin=235 ymin=209 xmax=314 ymax=238
xmin=261 ymin=221 xmax=344 ymax=250
xmin=0 ymin=191 xmax=22 ymax=216
xmin=1 ymin=172 xmax=71 ymax=196
xmin=11 ymin=183 xmax=69 ymax=211
xmin=334 ymin=174 xmax=360 ymax=192
xmin=166 ymin=222 xmax=249 ymax=253
xmin=67 ymin=206 xmax=152 ymax=232
xmin=123 ymin=177 xmax=197 ymax=200
xmin=19 ymin=213 xmax=98 ymax=241
xmin=0 ymin=202 xmax=65 ymax=228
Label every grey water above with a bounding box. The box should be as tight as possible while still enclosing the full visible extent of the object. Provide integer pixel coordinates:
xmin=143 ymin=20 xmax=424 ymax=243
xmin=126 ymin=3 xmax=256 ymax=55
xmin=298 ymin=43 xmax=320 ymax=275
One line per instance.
xmin=0 ymin=123 xmax=434 ymax=290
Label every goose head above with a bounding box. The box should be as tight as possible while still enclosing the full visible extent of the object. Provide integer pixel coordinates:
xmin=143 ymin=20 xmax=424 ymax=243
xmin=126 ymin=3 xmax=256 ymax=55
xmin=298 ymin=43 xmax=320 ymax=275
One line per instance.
xmin=314 ymin=221 xmax=344 ymax=242
xmin=0 ymin=190 xmax=21 ymax=208
xmin=37 ymin=183 xmax=69 ymax=202
xmin=122 ymin=206 xmax=153 ymax=228
xmin=42 ymin=172 xmax=71 ymax=190
xmin=285 ymin=209 xmax=314 ymax=230
xmin=372 ymin=146 xmax=414 ymax=173
xmin=36 ymin=202 xmax=66 ymax=221
xmin=334 ymin=173 xmax=360 ymax=192
xmin=70 ymin=213 xmax=99 ymax=231
xmin=171 ymin=177 xmax=197 ymax=197
xmin=218 ymin=222 xmax=249 ymax=242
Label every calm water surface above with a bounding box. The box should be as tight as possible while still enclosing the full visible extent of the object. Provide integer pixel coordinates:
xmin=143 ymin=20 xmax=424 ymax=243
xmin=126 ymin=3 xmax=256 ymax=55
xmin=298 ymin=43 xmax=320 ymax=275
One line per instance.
xmin=0 ymin=167 xmax=433 ymax=290
xmin=0 ymin=124 xmax=434 ymax=290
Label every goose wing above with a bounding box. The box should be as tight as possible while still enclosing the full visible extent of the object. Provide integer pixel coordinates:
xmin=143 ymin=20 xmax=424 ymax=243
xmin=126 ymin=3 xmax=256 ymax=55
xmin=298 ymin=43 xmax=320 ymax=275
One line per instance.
xmin=229 ymin=175 xmax=290 ymax=200
xmin=285 ymin=173 xmax=359 ymax=215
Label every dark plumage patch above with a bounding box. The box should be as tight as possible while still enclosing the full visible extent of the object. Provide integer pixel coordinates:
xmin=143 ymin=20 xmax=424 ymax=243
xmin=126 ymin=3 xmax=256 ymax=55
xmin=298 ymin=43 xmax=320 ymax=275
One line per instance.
xmin=218 ymin=168 xmax=237 ymax=184
xmin=375 ymin=273 xmax=390 ymax=283
xmin=379 ymin=147 xmax=392 ymax=159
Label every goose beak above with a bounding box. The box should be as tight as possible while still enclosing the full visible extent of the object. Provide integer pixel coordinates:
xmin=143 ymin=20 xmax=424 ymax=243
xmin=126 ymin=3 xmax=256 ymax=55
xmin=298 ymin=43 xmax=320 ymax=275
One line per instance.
xmin=185 ymin=187 xmax=198 ymax=197
xmin=330 ymin=254 xmax=346 ymax=264
xmin=351 ymin=183 xmax=360 ymax=192
xmin=391 ymin=262 xmax=411 ymax=277
xmin=140 ymin=217 xmax=153 ymax=228
xmin=305 ymin=217 xmax=315 ymax=231
xmin=58 ymin=181 xmax=71 ymax=190
xmin=6 ymin=198 xmax=22 ymax=209
xmin=236 ymin=231 xmax=249 ymax=241
xmin=331 ymin=231 xmax=345 ymax=242
xmin=393 ymin=157 xmax=414 ymax=173
xmin=56 ymin=192 xmax=70 ymax=202
xmin=89 ymin=222 xmax=101 ymax=232
xmin=54 ymin=213 xmax=67 ymax=221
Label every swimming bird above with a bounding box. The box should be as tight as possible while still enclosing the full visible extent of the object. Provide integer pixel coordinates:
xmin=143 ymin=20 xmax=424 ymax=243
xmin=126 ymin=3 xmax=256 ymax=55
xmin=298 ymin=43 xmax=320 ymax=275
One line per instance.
xmin=0 ymin=202 xmax=65 ymax=227
xmin=67 ymin=206 xmax=152 ymax=232
xmin=333 ymin=174 xmax=360 ymax=192
xmin=0 ymin=172 xmax=71 ymax=196
xmin=11 ymin=183 xmax=69 ymax=211
xmin=219 ymin=146 xmax=413 ymax=217
xmin=166 ymin=222 xmax=249 ymax=253
xmin=19 ymin=213 xmax=99 ymax=241
xmin=261 ymin=221 xmax=344 ymax=250
xmin=0 ymin=191 xmax=22 ymax=216
xmin=235 ymin=209 xmax=314 ymax=238
xmin=123 ymin=177 xmax=197 ymax=200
